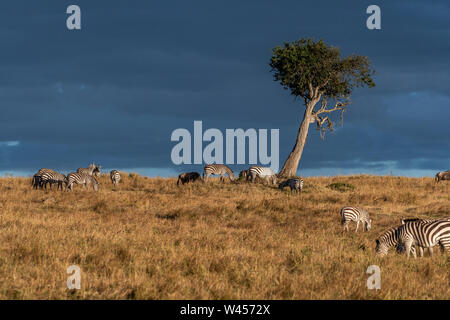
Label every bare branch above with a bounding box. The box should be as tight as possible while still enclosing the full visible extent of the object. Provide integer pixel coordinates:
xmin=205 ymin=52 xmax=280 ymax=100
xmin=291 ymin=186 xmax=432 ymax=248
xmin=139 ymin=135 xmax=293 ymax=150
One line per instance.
xmin=310 ymin=97 xmax=351 ymax=140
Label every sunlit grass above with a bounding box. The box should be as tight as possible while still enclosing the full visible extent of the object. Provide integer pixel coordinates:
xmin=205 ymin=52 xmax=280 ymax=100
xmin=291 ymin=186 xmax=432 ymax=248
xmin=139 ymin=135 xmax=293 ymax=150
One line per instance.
xmin=0 ymin=174 xmax=448 ymax=299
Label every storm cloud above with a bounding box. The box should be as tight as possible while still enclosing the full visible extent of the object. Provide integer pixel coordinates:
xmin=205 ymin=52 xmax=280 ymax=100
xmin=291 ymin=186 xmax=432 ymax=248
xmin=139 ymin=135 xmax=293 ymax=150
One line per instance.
xmin=0 ymin=0 xmax=449 ymax=177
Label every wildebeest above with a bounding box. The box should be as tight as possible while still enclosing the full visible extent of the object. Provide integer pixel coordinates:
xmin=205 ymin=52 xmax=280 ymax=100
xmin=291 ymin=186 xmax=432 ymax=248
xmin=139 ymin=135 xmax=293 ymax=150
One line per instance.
xmin=177 ymin=172 xmax=201 ymax=186
xmin=238 ymin=169 xmax=249 ymax=180
xmin=435 ymin=171 xmax=450 ymax=182
xmin=278 ymin=178 xmax=304 ymax=194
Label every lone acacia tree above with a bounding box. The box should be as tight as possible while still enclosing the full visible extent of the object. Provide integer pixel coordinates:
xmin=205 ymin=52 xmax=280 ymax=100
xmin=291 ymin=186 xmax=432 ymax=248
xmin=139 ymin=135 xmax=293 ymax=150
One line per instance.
xmin=270 ymin=38 xmax=375 ymax=177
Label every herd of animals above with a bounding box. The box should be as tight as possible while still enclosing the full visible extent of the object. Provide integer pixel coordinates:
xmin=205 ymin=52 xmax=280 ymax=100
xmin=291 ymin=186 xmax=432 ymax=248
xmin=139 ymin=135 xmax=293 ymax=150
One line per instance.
xmin=29 ymin=163 xmax=449 ymax=258
xmin=31 ymin=163 xmax=120 ymax=191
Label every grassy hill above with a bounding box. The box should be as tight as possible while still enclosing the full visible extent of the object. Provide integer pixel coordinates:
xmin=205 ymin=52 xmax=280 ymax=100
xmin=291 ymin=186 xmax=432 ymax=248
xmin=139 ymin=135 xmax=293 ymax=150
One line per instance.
xmin=0 ymin=174 xmax=448 ymax=299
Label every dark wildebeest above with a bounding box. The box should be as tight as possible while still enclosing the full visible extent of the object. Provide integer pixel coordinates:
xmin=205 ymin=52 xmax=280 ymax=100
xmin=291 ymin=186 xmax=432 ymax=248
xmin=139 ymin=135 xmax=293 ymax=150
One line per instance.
xmin=435 ymin=171 xmax=450 ymax=182
xmin=177 ymin=172 xmax=201 ymax=186
xmin=238 ymin=169 xmax=249 ymax=180
xmin=278 ymin=178 xmax=304 ymax=194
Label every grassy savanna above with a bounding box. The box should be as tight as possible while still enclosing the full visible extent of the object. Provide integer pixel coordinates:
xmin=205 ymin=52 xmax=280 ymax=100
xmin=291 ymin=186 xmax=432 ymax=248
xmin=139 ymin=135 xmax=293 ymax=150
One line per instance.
xmin=0 ymin=174 xmax=448 ymax=299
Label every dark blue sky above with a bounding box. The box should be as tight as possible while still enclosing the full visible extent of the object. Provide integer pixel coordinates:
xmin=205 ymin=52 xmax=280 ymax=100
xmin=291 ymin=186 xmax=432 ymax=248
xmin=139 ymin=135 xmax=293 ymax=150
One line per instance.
xmin=1 ymin=0 xmax=449 ymax=177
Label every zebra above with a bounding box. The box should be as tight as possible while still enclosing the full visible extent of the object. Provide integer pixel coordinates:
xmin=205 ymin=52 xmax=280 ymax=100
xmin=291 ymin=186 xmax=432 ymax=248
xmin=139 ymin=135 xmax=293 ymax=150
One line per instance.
xmin=203 ymin=164 xmax=235 ymax=182
xmin=400 ymin=218 xmax=450 ymax=225
xmin=77 ymin=163 xmax=101 ymax=176
xmin=278 ymin=178 xmax=304 ymax=194
xmin=400 ymin=218 xmax=450 ymax=256
xmin=40 ymin=171 xmax=67 ymax=191
xmin=67 ymin=172 xmax=99 ymax=191
xmin=397 ymin=220 xmax=450 ymax=258
xmin=110 ymin=170 xmax=121 ymax=187
xmin=248 ymin=166 xmax=278 ymax=185
xmin=32 ymin=168 xmax=58 ymax=189
xmin=177 ymin=172 xmax=201 ymax=186
xmin=435 ymin=171 xmax=450 ymax=182
xmin=375 ymin=226 xmax=418 ymax=256
xmin=340 ymin=206 xmax=372 ymax=232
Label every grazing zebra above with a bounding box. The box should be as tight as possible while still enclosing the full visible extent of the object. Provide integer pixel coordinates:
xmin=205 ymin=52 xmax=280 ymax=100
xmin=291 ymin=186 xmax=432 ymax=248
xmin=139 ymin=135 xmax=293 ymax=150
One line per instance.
xmin=77 ymin=163 xmax=101 ymax=176
xmin=177 ymin=172 xmax=201 ymax=186
xmin=67 ymin=172 xmax=99 ymax=191
xmin=400 ymin=218 xmax=450 ymax=256
xmin=32 ymin=168 xmax=58 ymax=189
xmin=278 ymin=178 xmax=304 ymax=194
xmin=397 ymin=220 xmax=450 ymax=258
xmin=40 ymin=171 xmax=67 ymax=191
xmin=203 ymin=164 xmax=235 ymax=182
xmin=435 ymin=171 xmax=450 ymax=182
xmin=340 ymin=206 xmax=372 ymax=232
xmin=110 ymin=170 xmax=121 ymax=187
xmin=248 ymin=166 xmax=278 ymax=185
xmin=375 ymin=226 xmax=418 ymax=256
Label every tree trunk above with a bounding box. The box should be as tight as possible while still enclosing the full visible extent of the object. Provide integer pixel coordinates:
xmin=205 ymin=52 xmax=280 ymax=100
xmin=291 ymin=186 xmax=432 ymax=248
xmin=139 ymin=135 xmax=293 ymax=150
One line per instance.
xmin=279 ymin=103 xmax=315 ymax=177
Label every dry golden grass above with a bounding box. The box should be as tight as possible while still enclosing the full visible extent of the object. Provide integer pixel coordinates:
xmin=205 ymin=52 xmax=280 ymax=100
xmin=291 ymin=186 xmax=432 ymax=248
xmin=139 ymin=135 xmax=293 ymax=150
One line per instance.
xmin=0 ymin=173 xmax=448 ymax=299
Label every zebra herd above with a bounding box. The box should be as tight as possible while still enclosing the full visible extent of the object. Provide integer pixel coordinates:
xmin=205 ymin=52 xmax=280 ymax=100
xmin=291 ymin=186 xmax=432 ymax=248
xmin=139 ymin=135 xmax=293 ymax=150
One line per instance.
xmin=177 ymin=164 xmax=304 ymax=194
xmin=339 ymin=206 xmax=450 ymax=258
xmin=179 ymin=164 xmax=449 ymax=258
xmin=31 ymin=163 xmax=122 ymax=191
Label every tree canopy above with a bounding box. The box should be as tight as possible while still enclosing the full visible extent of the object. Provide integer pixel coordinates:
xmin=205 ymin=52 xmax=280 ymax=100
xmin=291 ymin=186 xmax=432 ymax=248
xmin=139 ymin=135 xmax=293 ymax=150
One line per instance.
xmin=270 ymin=38 xmax=375 ymax=105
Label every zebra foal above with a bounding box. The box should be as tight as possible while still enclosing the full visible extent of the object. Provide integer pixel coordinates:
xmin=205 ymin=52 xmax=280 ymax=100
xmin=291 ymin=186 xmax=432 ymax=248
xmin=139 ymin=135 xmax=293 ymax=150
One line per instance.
xmin=340 ymin=206 xmax=372 ymax=232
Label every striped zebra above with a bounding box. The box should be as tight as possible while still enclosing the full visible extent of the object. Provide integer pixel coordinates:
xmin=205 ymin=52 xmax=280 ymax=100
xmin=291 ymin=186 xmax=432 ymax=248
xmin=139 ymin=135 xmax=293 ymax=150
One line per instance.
xmin=278 ymin=178 xmax=304 ymax=193
xmin=77 ymin=163 xmax=101 ymax=176
xmin=340 ymin=206 xmax=372 ymax=232
xmin=375 ymin=226 xmax=418 ymax=256
xmin=67 ymin=172 xmax=99 ymax=191
xmin=32 ymin=168 xmax=58 ymax=189
xmin=248 ymin=166 xmax=278 ymax=185
xmin=40 ymin=170 xmax=67 ymax=191
xmin=435 ymin=171 xmax=450 ymax=182
xmin=400 ymin=218 xmax=450 ymax=256
xmin=203 ymin=164 xmax=235 ymax=182
xmin=400 ymin=218 xmax=449 ymax=225
xmin=110 ymin=170 xmax=121 ymax=187
xmin=397 ymin=220 xmax=450 ymax=258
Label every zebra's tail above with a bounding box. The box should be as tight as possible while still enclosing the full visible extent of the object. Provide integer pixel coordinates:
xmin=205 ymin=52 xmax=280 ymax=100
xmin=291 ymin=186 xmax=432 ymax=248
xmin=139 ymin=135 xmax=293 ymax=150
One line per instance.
xmin=339 ymin=208 xmax=346 ymax=224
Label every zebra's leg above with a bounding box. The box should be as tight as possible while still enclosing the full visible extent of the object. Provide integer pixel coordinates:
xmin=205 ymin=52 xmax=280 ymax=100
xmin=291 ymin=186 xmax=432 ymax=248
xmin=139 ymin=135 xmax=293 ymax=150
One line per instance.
xmin=354 ymin=221 xmax=359 ymax=233
xmin=405 ymin=241 xmax=414 ymax=258
xmin=417 ymin=246 xmax=424 ymax=258
xmin=342 ymin=221 xmax=348 ymax=232
xmin=428 ymin=246 xmax=433 ymax=257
